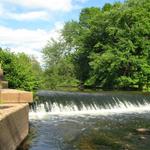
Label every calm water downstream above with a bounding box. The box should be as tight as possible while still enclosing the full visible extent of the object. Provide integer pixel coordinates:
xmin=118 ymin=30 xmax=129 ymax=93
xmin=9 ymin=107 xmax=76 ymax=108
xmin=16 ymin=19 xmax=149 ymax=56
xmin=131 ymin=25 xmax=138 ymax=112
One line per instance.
xmin=22 ymin=91 xmax=150 ymax=150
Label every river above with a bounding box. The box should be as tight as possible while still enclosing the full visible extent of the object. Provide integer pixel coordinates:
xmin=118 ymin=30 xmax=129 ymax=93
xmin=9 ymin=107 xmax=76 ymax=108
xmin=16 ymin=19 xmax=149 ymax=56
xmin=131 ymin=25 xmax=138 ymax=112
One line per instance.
xmin=19 ymin=91 xmax=150 ymax=150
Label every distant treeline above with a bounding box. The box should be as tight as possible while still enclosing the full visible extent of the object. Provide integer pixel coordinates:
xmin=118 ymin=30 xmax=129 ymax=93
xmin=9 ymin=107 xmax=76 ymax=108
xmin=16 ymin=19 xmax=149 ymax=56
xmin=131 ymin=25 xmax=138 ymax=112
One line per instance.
xmin=1 ymin=0 xmax=150 ymax=91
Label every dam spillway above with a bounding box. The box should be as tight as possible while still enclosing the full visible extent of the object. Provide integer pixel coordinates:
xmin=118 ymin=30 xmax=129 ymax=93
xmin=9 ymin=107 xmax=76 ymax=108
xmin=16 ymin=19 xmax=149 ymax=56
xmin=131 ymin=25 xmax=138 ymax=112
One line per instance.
xmin=30 ymin=91 xmax=150 ymax=117
xmin=26 ymin=91 xmax=150 ymax=150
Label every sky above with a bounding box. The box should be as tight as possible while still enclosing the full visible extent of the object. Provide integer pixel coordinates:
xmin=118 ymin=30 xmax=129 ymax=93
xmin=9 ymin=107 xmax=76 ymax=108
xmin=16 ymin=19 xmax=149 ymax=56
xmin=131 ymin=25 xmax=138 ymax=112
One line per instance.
xmin=0 ymin=0 xmax=124 ymax=62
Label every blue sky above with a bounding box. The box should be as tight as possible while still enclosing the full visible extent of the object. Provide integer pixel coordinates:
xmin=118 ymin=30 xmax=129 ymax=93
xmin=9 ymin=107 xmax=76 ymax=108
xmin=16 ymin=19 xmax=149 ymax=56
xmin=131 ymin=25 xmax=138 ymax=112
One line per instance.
xmin=0 ymin=0 xmax=124 ymax=61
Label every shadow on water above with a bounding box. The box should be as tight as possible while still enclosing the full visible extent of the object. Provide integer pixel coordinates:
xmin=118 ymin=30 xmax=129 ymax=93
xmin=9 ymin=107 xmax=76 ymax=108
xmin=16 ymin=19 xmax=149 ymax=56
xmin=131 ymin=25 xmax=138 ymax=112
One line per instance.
xmin=20 ymin=91 xmax=150 ymax=150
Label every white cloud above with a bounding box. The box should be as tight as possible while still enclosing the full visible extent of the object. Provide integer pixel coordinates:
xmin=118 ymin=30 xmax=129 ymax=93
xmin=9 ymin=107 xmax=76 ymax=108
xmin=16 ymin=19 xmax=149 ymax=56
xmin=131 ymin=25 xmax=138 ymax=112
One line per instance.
xmin=0 ymin=4 xmax=5 ymax=16
xmin=0 ymin=4 xmax=50 ymax=21
xmin=0 ymin=0 xmax=87 ymax=21
xmin=75 ymin=0 xmax=88 ymax=3
xmin=7 ymin=11 xmax=49 ymax=21
xmin=0 ymin=23 xmax=64 ymax=62
xmin=2 ymin=0 xmax=73 ymax=12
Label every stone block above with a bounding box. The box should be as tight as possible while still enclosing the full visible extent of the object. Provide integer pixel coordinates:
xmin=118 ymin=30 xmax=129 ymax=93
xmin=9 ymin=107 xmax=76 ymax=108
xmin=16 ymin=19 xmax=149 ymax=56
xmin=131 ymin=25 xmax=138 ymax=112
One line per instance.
xmin=0 ymin=89 xmax=33 ymax=103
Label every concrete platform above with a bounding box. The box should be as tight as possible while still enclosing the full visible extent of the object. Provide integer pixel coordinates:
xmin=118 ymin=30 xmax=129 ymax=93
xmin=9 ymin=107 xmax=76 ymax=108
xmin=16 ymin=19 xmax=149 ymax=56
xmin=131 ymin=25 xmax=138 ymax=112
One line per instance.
xmin=0 ymin=89 xmax=33 ymax=103
xmin=0 ymin=104 xmax=29 ymax=150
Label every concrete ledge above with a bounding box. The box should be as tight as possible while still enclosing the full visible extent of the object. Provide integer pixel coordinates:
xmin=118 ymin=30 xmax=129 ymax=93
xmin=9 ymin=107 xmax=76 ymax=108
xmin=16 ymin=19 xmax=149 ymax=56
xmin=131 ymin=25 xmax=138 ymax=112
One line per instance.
xmin=0 ymin=89 xmax=33 ymax=103
xmin=0 ymin=104 xmax=29 ymax=150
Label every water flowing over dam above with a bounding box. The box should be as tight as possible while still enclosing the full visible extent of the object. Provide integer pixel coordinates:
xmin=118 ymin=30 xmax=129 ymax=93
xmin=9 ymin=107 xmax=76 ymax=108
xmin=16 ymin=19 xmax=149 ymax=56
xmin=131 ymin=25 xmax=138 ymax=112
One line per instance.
xmin=24 ymin=91 xmax=150 ymax=150
xmin=30 ymin=91 xmax=150 ymax=117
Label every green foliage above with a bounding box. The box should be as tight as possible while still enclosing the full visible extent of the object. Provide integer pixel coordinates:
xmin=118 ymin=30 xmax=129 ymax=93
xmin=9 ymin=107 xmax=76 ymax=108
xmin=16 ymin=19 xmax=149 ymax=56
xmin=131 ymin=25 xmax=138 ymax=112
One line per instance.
xmin=0 ymin=48 xmax=43 ymax=91
xmin=42 ymin=39 xmax=78 ymax=89
xmin=0 ymin=0 xmax=148 ymax=91
xmin=42 ymin=0 xmax=150 ymax=90
xmin=60 ymin=0 xmax=150 ymax=90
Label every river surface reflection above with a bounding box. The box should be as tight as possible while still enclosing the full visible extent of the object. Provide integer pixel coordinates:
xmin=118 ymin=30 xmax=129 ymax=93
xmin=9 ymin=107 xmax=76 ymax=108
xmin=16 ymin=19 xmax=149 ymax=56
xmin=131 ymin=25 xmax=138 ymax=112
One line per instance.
xmin=28 ymin=112 xmax=150 ymax=150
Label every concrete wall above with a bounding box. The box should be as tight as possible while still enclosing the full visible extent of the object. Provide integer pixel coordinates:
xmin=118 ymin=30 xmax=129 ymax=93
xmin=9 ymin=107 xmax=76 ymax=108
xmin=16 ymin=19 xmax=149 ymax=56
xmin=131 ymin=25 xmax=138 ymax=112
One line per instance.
xmin=0 ymin=104 xmax=29 ymax=150
xmin=0 ymin=89 xmax=33 ymax=103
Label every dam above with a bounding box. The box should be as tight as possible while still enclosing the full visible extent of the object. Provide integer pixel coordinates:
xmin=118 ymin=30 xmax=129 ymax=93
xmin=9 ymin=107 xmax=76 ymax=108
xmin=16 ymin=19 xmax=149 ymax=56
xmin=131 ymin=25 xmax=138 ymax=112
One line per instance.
xmin=26 ymin=90 xmax=150 ymax=150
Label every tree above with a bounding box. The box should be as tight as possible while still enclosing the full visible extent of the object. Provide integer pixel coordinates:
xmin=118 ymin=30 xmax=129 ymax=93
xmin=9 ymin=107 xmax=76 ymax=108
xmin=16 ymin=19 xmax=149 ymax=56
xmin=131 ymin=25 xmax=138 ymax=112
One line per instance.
xmin=62 ymin=8 xmax=102 ymax=86
xmin=61 ymin=0 xmax=150 ymax=90
xmin=42 ymin=39 xmax=78 ymax=89
xmin=0 ymin=48 xmax=43 ymax=91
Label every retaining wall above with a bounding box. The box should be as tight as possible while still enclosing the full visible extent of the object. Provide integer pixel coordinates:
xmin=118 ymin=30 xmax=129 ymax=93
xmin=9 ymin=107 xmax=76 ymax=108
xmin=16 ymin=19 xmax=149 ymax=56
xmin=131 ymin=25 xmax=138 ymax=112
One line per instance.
xmin=0 ymin=104 xmax=29 ymax=150
xmin=0 ymin=89 xmax=33 ymax=103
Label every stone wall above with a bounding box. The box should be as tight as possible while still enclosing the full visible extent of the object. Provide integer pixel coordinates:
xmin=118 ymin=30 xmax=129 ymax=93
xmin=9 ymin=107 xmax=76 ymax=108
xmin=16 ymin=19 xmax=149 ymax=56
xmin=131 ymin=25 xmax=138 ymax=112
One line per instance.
xmin=0 ymin=89 xmax=33 ymax=103
xmin=0 ymin=104 xmax=29 ymax=150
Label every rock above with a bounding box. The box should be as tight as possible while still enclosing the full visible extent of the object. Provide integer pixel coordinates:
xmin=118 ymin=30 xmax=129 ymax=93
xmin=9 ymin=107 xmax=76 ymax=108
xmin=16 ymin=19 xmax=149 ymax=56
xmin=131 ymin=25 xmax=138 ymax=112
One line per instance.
xmin=136 ymin=128 xmax=150 ymax=134
xmin=139 ymin=136 xmax=146 ymax=140
xmin=81 ymin=128 xmax=86 ymax=131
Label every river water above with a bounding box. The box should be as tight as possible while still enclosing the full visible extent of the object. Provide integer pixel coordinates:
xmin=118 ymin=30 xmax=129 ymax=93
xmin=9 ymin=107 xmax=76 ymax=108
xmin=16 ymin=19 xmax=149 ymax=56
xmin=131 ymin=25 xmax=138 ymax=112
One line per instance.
xmin=22 ymin=91 xmax=150 ymax=150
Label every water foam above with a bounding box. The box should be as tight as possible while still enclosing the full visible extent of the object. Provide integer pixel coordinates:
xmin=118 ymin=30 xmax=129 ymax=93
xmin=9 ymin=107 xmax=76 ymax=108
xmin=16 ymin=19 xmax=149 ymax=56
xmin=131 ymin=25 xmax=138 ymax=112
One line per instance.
xmin=29 ymin=100 xmax=150 ymax=120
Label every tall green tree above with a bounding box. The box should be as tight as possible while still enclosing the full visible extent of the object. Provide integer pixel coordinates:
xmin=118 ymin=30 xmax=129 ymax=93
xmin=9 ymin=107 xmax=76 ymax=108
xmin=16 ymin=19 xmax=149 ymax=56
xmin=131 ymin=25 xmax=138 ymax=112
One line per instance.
xmin=61 ymin=0 xmax=150 ymax=90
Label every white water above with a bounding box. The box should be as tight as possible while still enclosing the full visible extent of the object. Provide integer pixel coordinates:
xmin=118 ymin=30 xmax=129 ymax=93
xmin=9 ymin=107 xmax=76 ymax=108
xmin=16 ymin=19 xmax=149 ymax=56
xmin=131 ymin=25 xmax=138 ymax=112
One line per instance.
xmin=29 ymin=100 xmax=150 ymax=120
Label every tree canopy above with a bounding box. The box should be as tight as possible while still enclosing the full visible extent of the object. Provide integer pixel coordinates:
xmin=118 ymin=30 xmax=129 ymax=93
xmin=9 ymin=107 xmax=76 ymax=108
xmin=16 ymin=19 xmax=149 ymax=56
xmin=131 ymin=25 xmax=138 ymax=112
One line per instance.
xmin=58 ymin=0 xmax=150 ymax=90
xmin=0 ymin=48 xmax=43 ymax=91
